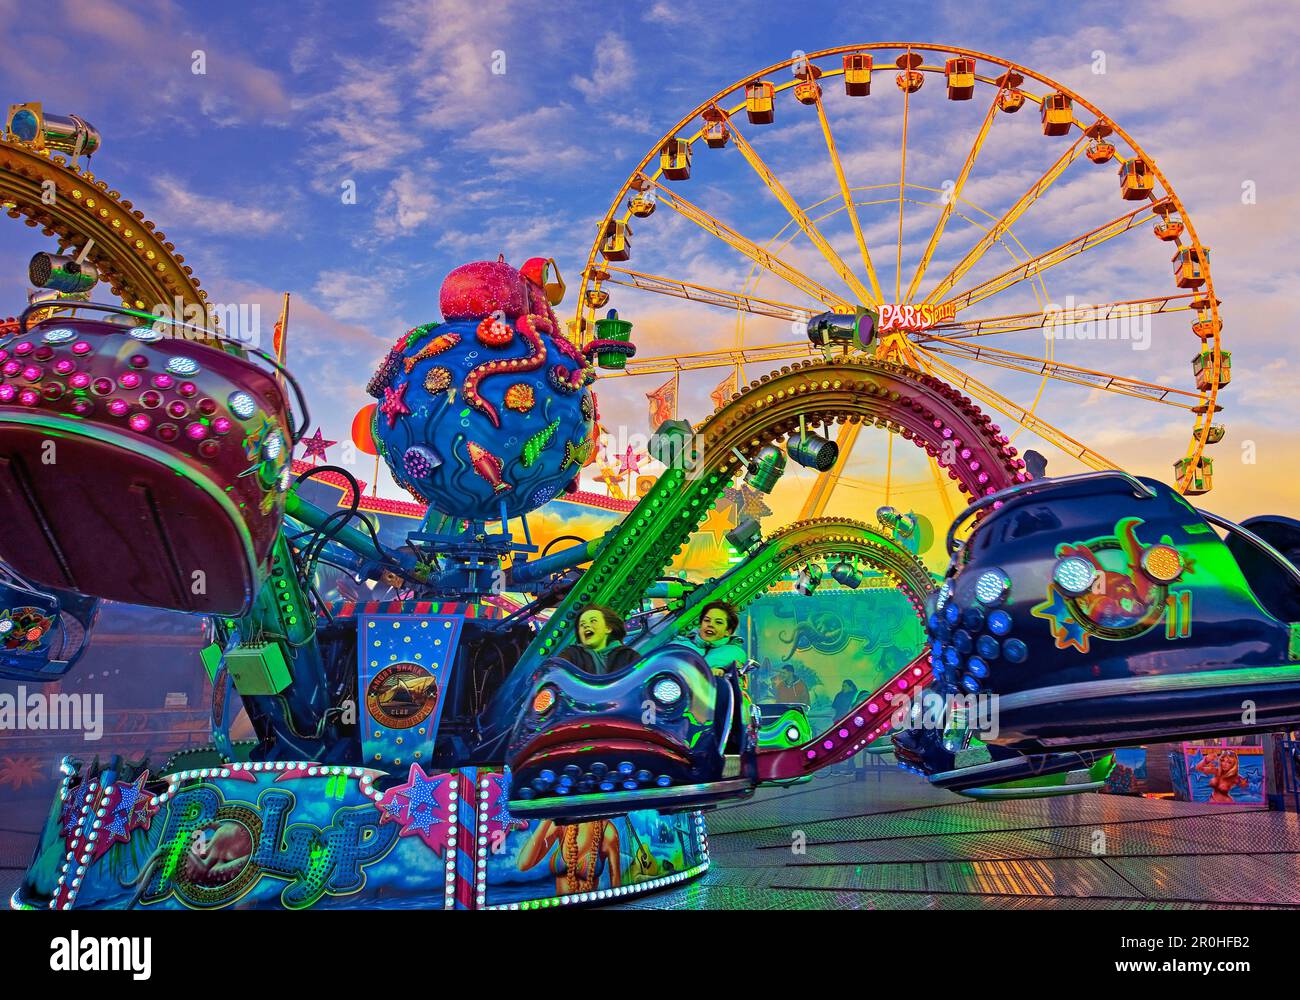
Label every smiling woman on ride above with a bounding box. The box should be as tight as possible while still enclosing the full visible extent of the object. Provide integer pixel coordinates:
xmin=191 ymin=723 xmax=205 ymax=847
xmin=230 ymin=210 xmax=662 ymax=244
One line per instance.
xmin=678 ymin=600 xmax=747 ymax=678
xmin=558 ymin=604 xmax=642 ymax=675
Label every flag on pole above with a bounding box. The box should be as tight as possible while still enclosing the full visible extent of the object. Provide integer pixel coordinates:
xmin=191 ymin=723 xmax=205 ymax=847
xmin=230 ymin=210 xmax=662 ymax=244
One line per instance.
xmin=710 ymin=368 xmax=738 ymax=410
xmin=645 ymin=373 xmax=678 ymax=429
xmin=272 ymin=292 xmax=291 ymax=366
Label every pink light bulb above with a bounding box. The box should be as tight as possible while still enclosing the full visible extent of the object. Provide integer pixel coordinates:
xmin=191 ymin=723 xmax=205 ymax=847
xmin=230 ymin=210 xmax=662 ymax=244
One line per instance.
xmin=129 ymin=414 xmax=151 ymax=433
xmin=108 ymin=399 xmax=129 ymax=417
xmin=69 ymin=373 xmax=90 ymax=389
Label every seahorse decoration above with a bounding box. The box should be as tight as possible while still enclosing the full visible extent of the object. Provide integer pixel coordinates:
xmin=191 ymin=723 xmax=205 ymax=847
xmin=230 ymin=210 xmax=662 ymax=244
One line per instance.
xmin=522 ymin=419 xmax=561 ymax=467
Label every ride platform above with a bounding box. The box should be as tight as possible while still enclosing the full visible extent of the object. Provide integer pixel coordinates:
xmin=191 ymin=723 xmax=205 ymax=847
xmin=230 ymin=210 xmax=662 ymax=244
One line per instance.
xmin=612 ymin=769 xmax=1300 ymax=909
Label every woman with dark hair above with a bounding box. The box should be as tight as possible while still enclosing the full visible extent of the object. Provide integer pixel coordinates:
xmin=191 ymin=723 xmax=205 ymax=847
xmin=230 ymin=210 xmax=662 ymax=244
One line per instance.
xmin=557 ymin=604 xmax=642 ymax=675
xmin=680 ymin=600 xmax=748 ymax=677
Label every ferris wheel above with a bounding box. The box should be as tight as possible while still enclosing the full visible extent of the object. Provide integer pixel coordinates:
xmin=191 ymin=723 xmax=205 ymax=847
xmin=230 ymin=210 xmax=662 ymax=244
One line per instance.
xmin=573 ymin=43 xmax=1226 ymax=526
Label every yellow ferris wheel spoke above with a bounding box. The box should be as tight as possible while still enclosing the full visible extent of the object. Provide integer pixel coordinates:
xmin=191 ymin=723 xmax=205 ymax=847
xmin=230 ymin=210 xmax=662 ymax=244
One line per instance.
xmin=919 ymin=336 xmax=1203 ymax=409
xmin=797 ymin=421 xmax=864 ymax=519
xmin=915 ymin=349 xmax=1118 ymax=470
xmin=598 ymin=266 xmax=815 ymax=324
xmin=896 ymin=76 xmax=912 ymax=301
xmin=928 ymin=455 xmax=957 ymax=522
xmin=719 ymin=109 xmax=877 ymax=306
xmin=810 ymin=89 xmax=884 ymax=302
xmin=904 ymin=83 xmax=1004 ymax=303
xmin=917 ymin=293 xmax=1194 ymax=341
xmin=939 ymin=202 xmax=1161 ymax=314
xmin=921 ymin=138 xmax=1086 ymax=306
xmin=652 ymin=183 xmax=854 ymax=310
xmin=595 ymin=340 xmax=817 ymax=378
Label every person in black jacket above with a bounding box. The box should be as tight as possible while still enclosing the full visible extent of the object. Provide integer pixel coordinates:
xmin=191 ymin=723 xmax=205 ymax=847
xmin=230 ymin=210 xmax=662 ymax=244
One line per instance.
xmin=557 ymin=604 xmax=642 ymax=675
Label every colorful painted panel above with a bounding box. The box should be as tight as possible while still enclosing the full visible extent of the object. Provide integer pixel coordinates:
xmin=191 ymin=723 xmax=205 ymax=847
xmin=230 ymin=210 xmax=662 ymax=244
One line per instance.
xmin=358 ymin=614 xmax=464 ymax=769
xmin=480 ymin=772 xmax=707 ymax=909
xmin=1171 ymin=743 xmax=1267 ymax=805
xmin=16 ymin=762 xmax=708 ymax=911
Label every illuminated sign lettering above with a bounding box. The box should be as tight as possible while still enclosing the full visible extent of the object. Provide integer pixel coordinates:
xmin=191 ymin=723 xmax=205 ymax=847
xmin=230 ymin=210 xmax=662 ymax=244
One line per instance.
xmin=877 ymin=303 xmax=956 ymax=332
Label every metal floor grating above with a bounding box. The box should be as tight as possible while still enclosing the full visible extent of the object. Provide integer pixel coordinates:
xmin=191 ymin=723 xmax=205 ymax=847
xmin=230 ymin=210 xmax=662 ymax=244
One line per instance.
xmin=613 ymin=770 xmax=1300 ymax=909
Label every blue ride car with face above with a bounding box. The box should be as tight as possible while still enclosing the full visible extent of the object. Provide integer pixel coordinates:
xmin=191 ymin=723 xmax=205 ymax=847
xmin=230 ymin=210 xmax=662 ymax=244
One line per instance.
xmin=506 ymin=641 xmax=758 ymax=821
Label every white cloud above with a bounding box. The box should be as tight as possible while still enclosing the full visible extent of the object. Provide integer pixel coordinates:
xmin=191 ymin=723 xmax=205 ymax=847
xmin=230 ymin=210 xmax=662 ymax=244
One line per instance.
xmin=571 ymin=33 xmax=635 ymax=103
xmin=151 ymin=175 xmax=288 ymax=235
xmin=374 ymin=165 xmax=442 ymax=237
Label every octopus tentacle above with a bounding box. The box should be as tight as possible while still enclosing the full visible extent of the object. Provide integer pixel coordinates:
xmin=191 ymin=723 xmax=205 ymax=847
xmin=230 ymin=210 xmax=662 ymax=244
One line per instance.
xmin=461 ymin=314 xmax=549 ymax=428
xmin=549 ymin=328 xmax=596 ymax=394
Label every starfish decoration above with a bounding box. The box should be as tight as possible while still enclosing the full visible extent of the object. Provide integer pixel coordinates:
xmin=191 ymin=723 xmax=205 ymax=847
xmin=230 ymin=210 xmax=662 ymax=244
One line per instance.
xmin=380 ymin=382 xmax=411 ymax=428
xmin=300 ymin=428 xmax=337 ymax=464
xmin=1031 ymin=585 xmax=1090 ymax=653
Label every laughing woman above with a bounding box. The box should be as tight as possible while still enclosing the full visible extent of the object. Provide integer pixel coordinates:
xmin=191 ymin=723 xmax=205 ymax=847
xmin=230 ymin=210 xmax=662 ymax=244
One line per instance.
xmin=558 ymin=604 xmax=642 ymax=675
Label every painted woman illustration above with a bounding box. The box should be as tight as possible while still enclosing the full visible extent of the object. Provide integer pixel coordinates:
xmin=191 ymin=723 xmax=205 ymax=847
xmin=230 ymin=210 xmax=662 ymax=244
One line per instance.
xmin=1194 ymin=749 xmax=1250 ymax=803
xmin=517 ymin=819 xmax=621 ymax=894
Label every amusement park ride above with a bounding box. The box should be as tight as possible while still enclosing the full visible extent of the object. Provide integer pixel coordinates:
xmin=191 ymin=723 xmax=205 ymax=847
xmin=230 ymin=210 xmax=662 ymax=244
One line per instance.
xmin=0 ymin=43 xmax=1290 ymax=912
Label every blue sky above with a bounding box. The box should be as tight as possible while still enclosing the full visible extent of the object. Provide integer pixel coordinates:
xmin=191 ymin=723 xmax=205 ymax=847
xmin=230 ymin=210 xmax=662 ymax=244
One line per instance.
xmin=1 ymin=0 xmax=1297 ymax=523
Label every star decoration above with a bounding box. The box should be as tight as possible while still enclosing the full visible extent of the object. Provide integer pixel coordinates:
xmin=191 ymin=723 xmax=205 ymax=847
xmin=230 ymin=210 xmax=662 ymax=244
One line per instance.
xmin=1031 ymin=585 xmax=1090 ymax=653
xmin=721 ymin=485 xmax=772 ymax=520
xmin=60 ymin=800 xmax=81 ymax=838
xmin=378 ymin=763 xmax=451 ymax=853
xmin=484 ymin=771 xmax=528 ymax=836
xmin=618 ymin=445 xmax=646 ymax=477
xmin=699 ymin=503 xmax=734 ymax=545
xmin=94 ymin=772 xmax=155 ymax=860
xmin=380 ymin=797 xmax=406 ymax=821
xmin=300 ymin=428 xmax=337 ymax=464
xmin=380 ymin=382 xmax=410 ymax=428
